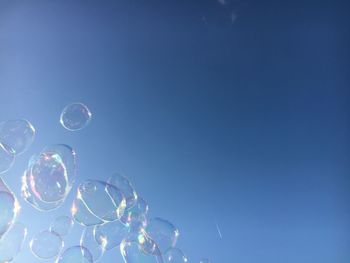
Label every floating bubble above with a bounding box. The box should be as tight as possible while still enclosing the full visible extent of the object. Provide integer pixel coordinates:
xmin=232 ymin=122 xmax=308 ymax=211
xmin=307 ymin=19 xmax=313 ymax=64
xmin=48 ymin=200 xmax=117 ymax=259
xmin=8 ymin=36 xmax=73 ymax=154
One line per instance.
xmin=71 ymin=197 xmax=104 ymax=226
xmin=50 ymin=216 xmax=74 ymax=237
xmin=76 ymin=180 xmax=126 ymax=222
xmin=108 ymin=173 xmax=137 ymax=209
xmin=60 ymin=103 xmax=92 ymax=131
xmin=199 ymin=259 xmax=211 ymax=263
xmin=80 ymin=226 xmax=105 ymax=262
xmin=164 ymin=248 xmax=188 ymax=263
xmin=0 ymin=191 xmax=19 ymax=237
xmin=94 ymin=219 xmax=130 ymax=250
xmin=0 ymin=142 xmax=15 ymax=174
xmin=30 ymin=230 xmax=64 ymax=259
xmin=56 ymin=246 xmax=93 ymax=263
xmin=0 ymin=222 xmax=27 ymax=262
xmin=120 ymin=240 xmax=163 ymax=263
xmin=0 ymin=119 xmax=35 ymax=155
xmin=21 ymin=169 xmax=65 ymax=211
xmin=144 ymin=218 xmax=179 ymax=254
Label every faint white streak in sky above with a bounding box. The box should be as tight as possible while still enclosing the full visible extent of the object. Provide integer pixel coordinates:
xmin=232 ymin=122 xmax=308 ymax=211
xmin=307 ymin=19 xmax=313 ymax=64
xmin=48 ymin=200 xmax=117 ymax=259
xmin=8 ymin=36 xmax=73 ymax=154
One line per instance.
xmin=217 ymin=0 xmax=227 ymax=6
xmin=216 ymin=222 xmax=223 ymax=239
xmin=231 ymin=12 xmax=238 ymax=24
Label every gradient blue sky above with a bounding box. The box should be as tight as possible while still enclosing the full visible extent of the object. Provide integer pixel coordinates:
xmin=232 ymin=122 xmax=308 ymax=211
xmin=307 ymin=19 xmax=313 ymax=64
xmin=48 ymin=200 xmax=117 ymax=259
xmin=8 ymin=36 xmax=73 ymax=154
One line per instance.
xmin=0 ymin=0 xmax=349 ymax=262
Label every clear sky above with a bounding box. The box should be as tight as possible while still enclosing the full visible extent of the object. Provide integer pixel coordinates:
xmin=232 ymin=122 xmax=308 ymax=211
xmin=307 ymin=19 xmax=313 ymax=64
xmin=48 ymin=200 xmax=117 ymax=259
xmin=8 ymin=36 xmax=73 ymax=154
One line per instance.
xmin=0 ymin=0 xmax=349 ymax=262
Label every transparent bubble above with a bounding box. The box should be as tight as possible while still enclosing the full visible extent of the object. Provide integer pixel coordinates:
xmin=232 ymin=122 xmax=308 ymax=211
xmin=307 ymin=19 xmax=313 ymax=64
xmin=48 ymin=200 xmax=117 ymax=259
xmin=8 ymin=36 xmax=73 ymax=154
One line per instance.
xmin=164 ymin=248 xmax=188 ymax=263
xmin=30 ymin=230 xmax=64 ymax=259
xmin=76 ymin=180 xmax=126 ymax=222
xmin=71 ymin=197 xmax=104 ymax=226
xmin=144 ymin=218 xmax=179 ymax=254
xmin=0 ymin=119 xmax=35 ymax=155
xmin=0 ymin=222 xmax=27 ymax=262
xmin=80 ymin=226 xmax=105 ymax=262
xmin=21 ymin=169 xmax=64 ymax=211
xmin=56 ymin=246 xmax=93 ymax=263
xmin=120 ymin=240 xmax=163 ymax=263
xmin=199 ymin=259 xmax=211 ymax=263
xmin=60 ymin=103 xmax=92 ymax=131
xmin=0 ymin=191 xmax=18 ymax=237
xmin=50 ymin=216 xmax=74 ymax=237
xmin=0 ymin=142 xmax=15 ymax=174
xmin=121 ymin=197 xmax=148 ymax=232
xmin=29 ymin=152 xmax=68 ymax=203
xmin=108 ymin=173 xmax=137 ymax=209
xmin=94 ymin=219 xmax=130 ymax=250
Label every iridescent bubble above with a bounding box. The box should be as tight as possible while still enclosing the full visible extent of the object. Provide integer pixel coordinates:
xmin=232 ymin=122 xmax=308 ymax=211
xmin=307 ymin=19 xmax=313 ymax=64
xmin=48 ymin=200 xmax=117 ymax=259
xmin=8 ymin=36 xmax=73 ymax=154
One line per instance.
xmin=0 ymin=142 xmax=15 ymax=174
xmin=164 ymin=248 xmax=188 ymax=263
xmin=60 ymin=103 xmax=92 ymax=131
xmin=28 ymin=152 xmax=68 ymax=203
xmin=120 ymin=240 xmax=163 ymax=263
xmin=21 ymin=169 xmax=64 ymax=211
xmin=50 ymin=216 xmax=74 ymax=237
xmin=80 ymin=226 xmax=105 ymax=262
xmin=71 ymin=197 xmax=104 ymax=226
xmin=30 ymin=230 xmax=64 ymax=259
xmin=144 ymin=218 xmax=179 ymax=254
xmin=121 ymin=197 xmax=148 ymax=232
xmin=0 ymin=119 xmax=35 ymax=155
xmin=0 ymin=191 xmax=19 ymax=237
xmin=56 ymin=246 xmax=93 ymax=263
xmin=0 ymin=222 xmax=27 ymax=262
xmin=94 ymin=219 xmax=130 ymax=250
xmin=108 ymin=173 xmax=137 ymax=209
xmin=199 ymin=259 xmax=211 ymax=263
xmin=76 ymin=180 xmax=126 ymax=222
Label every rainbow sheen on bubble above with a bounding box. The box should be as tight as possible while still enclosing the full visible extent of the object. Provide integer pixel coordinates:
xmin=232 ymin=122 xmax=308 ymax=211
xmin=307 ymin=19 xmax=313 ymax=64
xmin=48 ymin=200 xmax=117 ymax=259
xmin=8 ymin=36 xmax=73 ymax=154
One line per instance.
xmin=0 ymin=222 xmax=27 ymax=262
xmin=60 ymin=103 xmax=92 ymax=131
xmin=0 ymin=119 xmax=35 ymax=155
xmin=56 ymin=246 xmax=93 ymax=263
xmin=164 ymin=248 xmax=188 ymax=263
xmin=50 ymin=216 xmax=74 ymax=237
xmin=30 ymin=230 xmax=64 ymax=259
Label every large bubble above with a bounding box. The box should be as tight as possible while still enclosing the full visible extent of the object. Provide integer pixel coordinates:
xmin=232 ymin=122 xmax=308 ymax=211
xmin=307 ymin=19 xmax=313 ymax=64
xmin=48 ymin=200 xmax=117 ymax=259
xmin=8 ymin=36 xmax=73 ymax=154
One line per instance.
xmin=120 ymin=240 xmax=164 ymax=263
xmin=60 ymin=103 xmax=92 ymax=131
xmin=50 ymin=216 xmax=74 ymax=237
xmin=0 ymin=119 xmax=35 ymax=155
xmin=164 ymin=248 xmax=188 ymax=263
xmin=30 ymin=230 xmax=64 ymax=259
xmin=0 ymin=142 xmax=15 ymax=174
xmin=80 ymin=226 xmax=105 ymax=262
xmin=73 ymin=180 xmax=126 ymax=223
xmin=144 ymin=218 xmax=179 ymax=254
xmin=0 ymin=222 xmax=27 ymax=262
xmin=56 ymin=246 xmax=93 ymax=263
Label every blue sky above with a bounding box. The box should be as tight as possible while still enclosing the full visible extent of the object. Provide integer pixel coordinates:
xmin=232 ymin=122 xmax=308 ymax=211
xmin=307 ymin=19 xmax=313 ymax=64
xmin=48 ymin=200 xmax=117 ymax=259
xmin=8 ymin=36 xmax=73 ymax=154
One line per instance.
xmin=0 ymin=0 xmax=349 ymax=262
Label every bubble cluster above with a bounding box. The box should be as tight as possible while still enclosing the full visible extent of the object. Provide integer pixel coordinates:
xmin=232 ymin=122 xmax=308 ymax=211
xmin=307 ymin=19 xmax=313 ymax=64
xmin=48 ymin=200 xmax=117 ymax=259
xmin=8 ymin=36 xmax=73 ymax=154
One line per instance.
xmin=21 ymin=144 xmax=76 ymax=211
xmin=60 ymin=103 xmax=92 ymax=131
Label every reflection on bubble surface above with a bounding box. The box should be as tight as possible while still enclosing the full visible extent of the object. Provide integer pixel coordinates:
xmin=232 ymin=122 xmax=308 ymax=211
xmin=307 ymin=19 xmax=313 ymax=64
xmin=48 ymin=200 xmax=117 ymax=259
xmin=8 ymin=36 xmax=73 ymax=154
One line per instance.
xmin=108 ymin=173 xmax=137 ymax=209
xmin=0 ymin=142 xmax=15 ymax=174
xmin=0 ymin=191 xmax=18 ymax=237
xmin=121 ymin=240 xmax=164 ymax=263
xmin=94 ymin=219 xmax=130 ymax=250
xmin=60 ymin=103 xmax=92 ymax=131
xmin=30 ymin=230 xmax=64 ymax=259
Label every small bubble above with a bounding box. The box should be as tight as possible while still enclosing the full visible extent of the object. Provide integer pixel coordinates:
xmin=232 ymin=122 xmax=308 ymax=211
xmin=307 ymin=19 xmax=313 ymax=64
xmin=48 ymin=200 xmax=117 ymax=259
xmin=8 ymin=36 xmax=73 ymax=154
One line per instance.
xmin=30 ymin=230 xmax=64 ymax=259
xmin=60 ymin=103 xmax=92 ymax=131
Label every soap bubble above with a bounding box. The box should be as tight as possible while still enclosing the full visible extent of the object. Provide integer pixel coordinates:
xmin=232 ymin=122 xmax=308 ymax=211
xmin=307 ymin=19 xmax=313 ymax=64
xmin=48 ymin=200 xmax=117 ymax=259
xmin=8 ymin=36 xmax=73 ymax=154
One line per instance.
xmin=60 ymin=103 xmax=92 ymax=131
xmin=30 ymin=230 xmax=64 ymax=259
xmin=28 ymin=152 xmax=68 ymax=203
xmin=199 ymin=259 xmax=211 ymax=263
xmin=0 ymin=191 xmax=19 ymax=237
xmin=0 ymin=142 xmax=15 ymax=174
xmin=71 ymin=197 xmax=104 ymax=226
xmin=144 ymin=218 xmax=179 ymax=254
xmin=0 ymin=222 xmax=27 ymax=262
xmin=75 ymin=180 xmax=126 ymax=222
xmin=0 ymin=119 xmax=35 ymax=155
xmin=121 ymin=197 xmax=148 ymax=232
xmin=56 ymin=246 xmax=93 ymax=263
xmin=164 ymin=248 xmax=188 ymax=263
xmin=50 ymin=216 xmax=74 ymax=237
xmin=108 ymin=173 xmax=137 ymax=209
xmin=120 ymin=239 xmax=163 ymax=263
xmin=94 ymin=219 xmax=130 ymax=250
xmin=80 ymin=226 xmax=105 ymax=261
